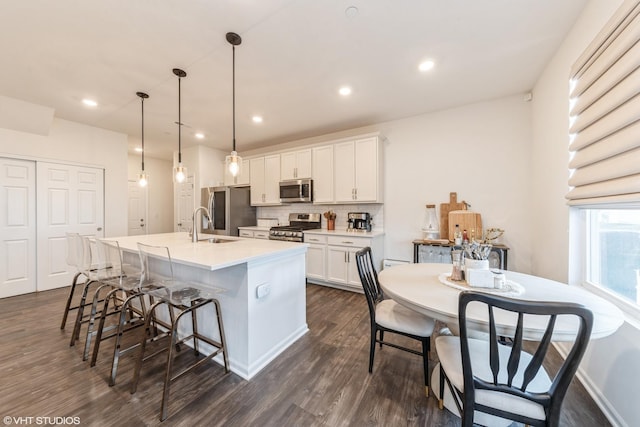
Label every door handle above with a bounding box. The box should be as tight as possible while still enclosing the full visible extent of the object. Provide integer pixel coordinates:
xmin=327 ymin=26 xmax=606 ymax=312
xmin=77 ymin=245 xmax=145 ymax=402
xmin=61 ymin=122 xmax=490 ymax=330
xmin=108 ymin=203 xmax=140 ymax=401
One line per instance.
xmin=97 ymin=227 xmax=102 ymax=231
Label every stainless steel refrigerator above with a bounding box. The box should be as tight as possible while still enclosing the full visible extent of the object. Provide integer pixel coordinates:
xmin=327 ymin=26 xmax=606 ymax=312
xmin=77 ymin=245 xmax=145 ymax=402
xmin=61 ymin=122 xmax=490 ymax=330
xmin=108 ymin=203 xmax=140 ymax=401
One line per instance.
xmin=201 ymin=186 xmax=256 ymax=236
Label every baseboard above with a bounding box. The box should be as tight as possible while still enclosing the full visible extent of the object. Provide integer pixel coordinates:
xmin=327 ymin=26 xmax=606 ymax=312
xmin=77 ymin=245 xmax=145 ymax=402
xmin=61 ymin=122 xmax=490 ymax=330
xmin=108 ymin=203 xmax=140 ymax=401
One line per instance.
xmin=553 ymin=343 xmax=627 ymax=427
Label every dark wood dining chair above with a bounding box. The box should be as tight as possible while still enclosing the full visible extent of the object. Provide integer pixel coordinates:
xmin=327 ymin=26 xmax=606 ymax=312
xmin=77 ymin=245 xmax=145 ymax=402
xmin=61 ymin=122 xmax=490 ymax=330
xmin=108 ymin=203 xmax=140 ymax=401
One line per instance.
xmin=435 ymin=291 xmax=593 ymax=427
xmin=355 ymin=247 xmax=436 ymax=397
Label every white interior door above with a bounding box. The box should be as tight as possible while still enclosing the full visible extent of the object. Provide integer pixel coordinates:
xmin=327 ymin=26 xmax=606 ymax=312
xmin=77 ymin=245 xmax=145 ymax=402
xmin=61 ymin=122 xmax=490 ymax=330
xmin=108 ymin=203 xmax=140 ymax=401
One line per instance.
xmin=175 ymin=177 xmax=194 ymax=232
xmin=37 ymin=162 xmax=104 ymax=291
xmin=0 ymin=158 xmax=36 ymax=298
xmin=128 ymin=180 xmax=147 ymax=236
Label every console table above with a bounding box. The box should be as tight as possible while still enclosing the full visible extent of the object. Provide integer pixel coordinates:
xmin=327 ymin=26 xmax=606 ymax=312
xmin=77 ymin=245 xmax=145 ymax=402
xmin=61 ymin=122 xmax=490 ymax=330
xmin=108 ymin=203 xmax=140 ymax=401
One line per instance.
xmin=412 ymin=240 xmax=509 ymax=270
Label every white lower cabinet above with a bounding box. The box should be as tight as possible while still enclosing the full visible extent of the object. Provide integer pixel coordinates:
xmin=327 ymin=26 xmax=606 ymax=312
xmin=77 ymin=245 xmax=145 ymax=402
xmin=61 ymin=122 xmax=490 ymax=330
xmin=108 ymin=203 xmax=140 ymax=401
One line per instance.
xmin=239 ymin=228 xmax=270 ymax=239
xmin=327 ymin=245 xmax=361 ymax=288
xmin=305 ymin=232 xmax=384 ymax=292
xmin=304 ymin=235 xmax=327 ymax=281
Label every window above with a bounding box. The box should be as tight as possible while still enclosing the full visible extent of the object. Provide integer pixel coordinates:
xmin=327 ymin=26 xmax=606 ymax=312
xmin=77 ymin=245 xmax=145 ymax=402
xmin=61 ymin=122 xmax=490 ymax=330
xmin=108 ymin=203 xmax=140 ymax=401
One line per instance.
xmin=567 ymin=1 xmax=640 ymax=318
xmin=585 ymin=208 xmax=640 ymax=307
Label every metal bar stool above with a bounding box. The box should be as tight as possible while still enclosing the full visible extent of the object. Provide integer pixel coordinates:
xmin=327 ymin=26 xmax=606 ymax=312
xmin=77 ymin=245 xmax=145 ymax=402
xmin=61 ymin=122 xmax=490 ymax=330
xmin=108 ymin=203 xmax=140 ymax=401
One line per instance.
xmin=89 ymin=238 xmax=149 ymax=385
xmin=61 ymin=233 xmax=99 ymax=330
xmin=130 ymin=243 xmax=229 ymax=422
xmin=69 ymin=235 xmax=106 ymax=348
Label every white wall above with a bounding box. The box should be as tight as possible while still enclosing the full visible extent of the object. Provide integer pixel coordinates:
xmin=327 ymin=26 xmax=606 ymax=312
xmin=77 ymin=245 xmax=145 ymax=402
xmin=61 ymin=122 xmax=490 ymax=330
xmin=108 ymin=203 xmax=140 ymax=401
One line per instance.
xmin=378 ymin=96 xmax=532 ymax=272
xmin=127 ymin=154 xmax=174 ymax=234
xmin=0 ymin=116 xmax=128 ymax=237
xmin=531 ymin=0 xmax=637 ymax=425
xmin=249 ymin=95 xmax=533 ymax=273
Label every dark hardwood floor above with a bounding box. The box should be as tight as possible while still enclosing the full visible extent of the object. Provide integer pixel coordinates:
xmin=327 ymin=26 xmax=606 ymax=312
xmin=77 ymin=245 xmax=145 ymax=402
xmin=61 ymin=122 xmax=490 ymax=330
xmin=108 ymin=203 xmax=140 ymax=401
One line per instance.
xmin=0 ymin=284 xmax=610 ymax=426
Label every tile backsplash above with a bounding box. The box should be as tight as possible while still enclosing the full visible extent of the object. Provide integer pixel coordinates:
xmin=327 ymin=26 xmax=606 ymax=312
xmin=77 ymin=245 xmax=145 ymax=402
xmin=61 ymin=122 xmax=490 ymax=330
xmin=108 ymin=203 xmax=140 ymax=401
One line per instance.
xmin=257 ymin=204 xmax=383 ymax=230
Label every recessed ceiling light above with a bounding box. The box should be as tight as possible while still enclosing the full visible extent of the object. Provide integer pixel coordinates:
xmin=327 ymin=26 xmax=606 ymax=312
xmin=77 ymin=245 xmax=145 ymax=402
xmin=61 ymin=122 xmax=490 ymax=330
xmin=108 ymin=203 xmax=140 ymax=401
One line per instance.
xmin=252 ymin=116 xmax=263 ymax=123
xmin=339 ymin=86 xmax=352 ymax=96
xmin=134 ymin=147 xmax=143 ymax=153
xmin=195 ymin=132 xmax=205 ymax=139
xmin=419 ymin=60 xmax=435 ymax=72
xmin=82 ymin=98 xmax=98 ymax=107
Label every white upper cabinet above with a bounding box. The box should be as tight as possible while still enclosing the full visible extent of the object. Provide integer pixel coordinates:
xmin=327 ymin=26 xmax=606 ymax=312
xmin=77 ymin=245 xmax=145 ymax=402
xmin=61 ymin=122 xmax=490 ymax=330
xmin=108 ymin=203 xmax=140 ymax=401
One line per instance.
xmin=250 ymin=155 xmax=281 ymax=205
xmin=224 ymin=158 xmax=250 ymax=186
xmin=334 ymin=136 xmax=383 ymax=203
xmin=311 ymin=145 xmax=334 ymax=204
xmin=280 ymin=149 xmax=312 ymax=180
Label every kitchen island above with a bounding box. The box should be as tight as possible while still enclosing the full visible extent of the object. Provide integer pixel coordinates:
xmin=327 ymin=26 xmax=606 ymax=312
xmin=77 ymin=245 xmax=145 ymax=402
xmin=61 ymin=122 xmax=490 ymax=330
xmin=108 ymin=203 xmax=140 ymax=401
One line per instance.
xmin=110 ymin=232 xmax=308 ymax=380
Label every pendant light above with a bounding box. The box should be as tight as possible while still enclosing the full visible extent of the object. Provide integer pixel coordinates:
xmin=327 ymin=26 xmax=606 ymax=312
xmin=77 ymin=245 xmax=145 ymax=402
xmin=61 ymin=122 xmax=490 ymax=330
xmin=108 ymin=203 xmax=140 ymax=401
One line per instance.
xmin=136 ymin=91 xmax=149 ymax=187
xmin=173 ymin=68 xmax=188 ymax=183
xmin=225 ymin=32 xmax=242 ymax=177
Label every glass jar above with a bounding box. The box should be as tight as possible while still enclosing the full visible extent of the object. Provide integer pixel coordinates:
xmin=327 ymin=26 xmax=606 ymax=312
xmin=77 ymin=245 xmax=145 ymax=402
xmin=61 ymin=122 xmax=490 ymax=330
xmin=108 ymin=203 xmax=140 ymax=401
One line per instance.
xmin=422 ymin=204 xmax=439 ymax=240
xmin=451 ymin=250 xmax=463 ymax=281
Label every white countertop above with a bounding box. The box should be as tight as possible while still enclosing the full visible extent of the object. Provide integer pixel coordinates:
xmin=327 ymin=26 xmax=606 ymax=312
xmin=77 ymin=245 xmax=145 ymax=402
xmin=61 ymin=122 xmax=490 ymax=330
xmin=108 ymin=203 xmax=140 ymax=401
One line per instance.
xmin=304 ymin=228 xmax=385 ymax=238
xmin=109 ymin=232 xmax=307 ymax=271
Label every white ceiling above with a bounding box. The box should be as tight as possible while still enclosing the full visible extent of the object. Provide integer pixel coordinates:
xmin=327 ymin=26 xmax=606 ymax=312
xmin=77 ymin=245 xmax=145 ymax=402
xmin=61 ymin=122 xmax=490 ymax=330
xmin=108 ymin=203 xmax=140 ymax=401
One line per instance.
xmin=0 ymin=0 xmax=587 ymax=160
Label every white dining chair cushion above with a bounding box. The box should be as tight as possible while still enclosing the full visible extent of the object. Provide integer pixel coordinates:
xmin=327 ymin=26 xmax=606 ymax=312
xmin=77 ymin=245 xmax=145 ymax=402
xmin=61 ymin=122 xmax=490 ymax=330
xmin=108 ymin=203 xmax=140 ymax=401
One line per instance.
xmin=375 ymin=299 xmax=435 ymax=338
xmin=435 ymin=335 xmax=551 ymax=422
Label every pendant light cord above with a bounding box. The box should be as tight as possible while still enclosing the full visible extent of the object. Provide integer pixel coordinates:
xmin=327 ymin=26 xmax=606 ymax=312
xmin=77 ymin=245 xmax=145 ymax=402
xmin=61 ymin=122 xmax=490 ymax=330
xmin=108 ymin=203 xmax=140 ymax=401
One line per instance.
xmin=178 ymin=75 xmax=182 ymax=163
xmin=232 ymin=44 xmax=236 ymax=152
xmin=141 ymin=96 xmax=145 ymax=171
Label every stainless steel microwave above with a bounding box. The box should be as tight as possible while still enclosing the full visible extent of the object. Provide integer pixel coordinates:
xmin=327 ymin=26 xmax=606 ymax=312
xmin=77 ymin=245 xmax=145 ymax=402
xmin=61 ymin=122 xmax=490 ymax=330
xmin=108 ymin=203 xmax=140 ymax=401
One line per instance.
xmin=279 ymin=179 xmax=313 ymax=203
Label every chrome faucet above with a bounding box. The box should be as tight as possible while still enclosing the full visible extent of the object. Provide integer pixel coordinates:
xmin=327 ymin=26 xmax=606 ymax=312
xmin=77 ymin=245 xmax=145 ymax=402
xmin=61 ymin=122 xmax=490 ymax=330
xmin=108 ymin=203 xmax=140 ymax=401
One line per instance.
xmin=192 ymin=206 xmax=211 ymax=242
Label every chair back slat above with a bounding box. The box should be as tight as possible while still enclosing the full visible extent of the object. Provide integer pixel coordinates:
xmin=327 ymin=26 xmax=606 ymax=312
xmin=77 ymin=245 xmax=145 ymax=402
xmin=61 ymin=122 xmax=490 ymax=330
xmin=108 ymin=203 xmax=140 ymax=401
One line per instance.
xmin=505 ymin=312 xmax=525 ymax=387
xmin=521 ymin=314 xmax=556 ymax=391
xmin=487 ymin=306 xmax=500 ymax=385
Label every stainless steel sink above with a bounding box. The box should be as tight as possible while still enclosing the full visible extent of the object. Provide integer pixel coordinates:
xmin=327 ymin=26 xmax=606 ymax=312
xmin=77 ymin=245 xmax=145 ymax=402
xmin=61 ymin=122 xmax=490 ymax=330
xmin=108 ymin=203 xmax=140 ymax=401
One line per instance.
xmin=205 ymin=238 xmax=237 ymax=244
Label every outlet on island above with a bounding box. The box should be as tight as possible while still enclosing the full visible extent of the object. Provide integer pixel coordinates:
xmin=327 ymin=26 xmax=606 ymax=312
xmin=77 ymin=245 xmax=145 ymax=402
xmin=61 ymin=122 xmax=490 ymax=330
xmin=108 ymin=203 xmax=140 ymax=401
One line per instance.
xmin=256 ymin=283 xmax=271 ymax=299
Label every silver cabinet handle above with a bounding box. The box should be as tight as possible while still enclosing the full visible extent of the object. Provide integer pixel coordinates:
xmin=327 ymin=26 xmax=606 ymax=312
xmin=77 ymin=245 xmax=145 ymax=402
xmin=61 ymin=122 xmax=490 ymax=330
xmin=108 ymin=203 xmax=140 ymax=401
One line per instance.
xmin=97 ymin=227 xmax=103 ymax=231
xmin=342 ymin=241 xmax=354 ymax=244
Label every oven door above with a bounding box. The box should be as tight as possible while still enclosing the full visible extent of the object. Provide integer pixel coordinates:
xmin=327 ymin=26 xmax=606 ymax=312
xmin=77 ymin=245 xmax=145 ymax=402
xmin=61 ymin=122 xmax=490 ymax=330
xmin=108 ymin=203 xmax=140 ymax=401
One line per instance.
xmin=279 ymin=179 xmax=312 ymax=203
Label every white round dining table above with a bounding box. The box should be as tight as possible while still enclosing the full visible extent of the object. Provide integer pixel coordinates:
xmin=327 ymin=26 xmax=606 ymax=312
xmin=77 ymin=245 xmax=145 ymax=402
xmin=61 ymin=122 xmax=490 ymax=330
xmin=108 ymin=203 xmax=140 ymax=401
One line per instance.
xmin=378 ymin=263 xmax=624 ymax=341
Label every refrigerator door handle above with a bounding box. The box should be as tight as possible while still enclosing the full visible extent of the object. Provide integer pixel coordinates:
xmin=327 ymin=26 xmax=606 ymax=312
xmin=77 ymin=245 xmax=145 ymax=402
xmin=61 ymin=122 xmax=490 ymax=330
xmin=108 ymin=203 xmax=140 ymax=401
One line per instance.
xmin=207 ymin=191 xmax=214 ymax=229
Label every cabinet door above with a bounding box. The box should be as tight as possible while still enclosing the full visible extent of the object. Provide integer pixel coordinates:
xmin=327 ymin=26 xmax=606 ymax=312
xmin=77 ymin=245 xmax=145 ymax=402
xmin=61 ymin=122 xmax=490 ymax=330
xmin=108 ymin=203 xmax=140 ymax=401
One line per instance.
xmin=254 ymin=231 xmax=270 ymax=239
xmin=346 ymin=247 xmax=362 ymax=288
xmin=306 ymin=244 xmax=326 ymax=280
xmin=280 ymin=152 xmax=297 ymax=181
xmin=281 ymin=149 xmax=312 ymax=180
xmin=225 ymin=158 xmax=250 ymax=186
xmin=250 ymin=157 xmax=265 ymax=205
xmin=295 ymin=149 xmax=312 ymax=179
xmin=239 ymin=229 xmax=254 ymax=238
xmin=354 ymin=137 xmax=378 ymax=202
xmin=334 ymin=141 xmax=355 ymax=203
xmin=327 ymin=246 xmax=349 ymax=284
xmin=264 ymin=155 xmax=281 ymax=204
xmin=312 ymin=145 xmax=334 ymax=203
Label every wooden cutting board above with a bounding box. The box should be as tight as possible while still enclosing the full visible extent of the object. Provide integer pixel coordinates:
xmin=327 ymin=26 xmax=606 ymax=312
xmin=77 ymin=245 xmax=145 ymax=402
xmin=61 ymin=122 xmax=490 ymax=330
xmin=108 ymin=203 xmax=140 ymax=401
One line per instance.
xmin=448 ymin=210 xmax=482 ymax=242
xmin=440 ymin=192 xmax=467 ymax=241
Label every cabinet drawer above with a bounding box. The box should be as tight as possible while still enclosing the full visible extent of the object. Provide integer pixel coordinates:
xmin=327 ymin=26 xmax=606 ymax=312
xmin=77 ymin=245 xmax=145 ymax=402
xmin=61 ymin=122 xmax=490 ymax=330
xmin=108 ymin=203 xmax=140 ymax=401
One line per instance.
xmin=254 ymin=231 xmax=270 ymax=239
xmin=327 ymin=235 xmax=370 ymax=248
xmin=239 ymin=230 xmax=254 ymax=238
xmin=304 ymin=234 xmax=327 ymax=244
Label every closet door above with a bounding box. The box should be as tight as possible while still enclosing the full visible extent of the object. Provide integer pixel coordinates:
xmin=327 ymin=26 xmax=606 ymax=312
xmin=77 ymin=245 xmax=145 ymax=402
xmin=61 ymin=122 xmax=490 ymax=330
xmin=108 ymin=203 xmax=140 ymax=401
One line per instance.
xmin=0 ymin=158 xmax=36 ymax=298
xmin=37 ymin=162 xmax=104 ymax=291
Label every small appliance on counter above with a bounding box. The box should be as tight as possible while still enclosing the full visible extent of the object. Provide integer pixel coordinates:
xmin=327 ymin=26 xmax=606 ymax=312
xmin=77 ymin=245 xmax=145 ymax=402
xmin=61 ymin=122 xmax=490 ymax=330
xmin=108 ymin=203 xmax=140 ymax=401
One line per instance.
xmin=347 ymin=212 xmax=372 ymax=232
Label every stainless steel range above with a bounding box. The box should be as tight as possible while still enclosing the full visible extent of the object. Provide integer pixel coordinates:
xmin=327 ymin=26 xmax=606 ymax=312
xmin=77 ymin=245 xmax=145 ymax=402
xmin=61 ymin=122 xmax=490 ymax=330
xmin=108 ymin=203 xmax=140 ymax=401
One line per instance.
xmin=269 ymin=213 xmax=321 ymax=242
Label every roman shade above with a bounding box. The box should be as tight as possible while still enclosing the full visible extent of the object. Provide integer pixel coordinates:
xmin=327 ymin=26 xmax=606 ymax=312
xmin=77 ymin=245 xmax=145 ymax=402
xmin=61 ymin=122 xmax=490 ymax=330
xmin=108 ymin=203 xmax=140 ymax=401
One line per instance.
xmin=566 ymin=0 xmax=640 ymax=206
